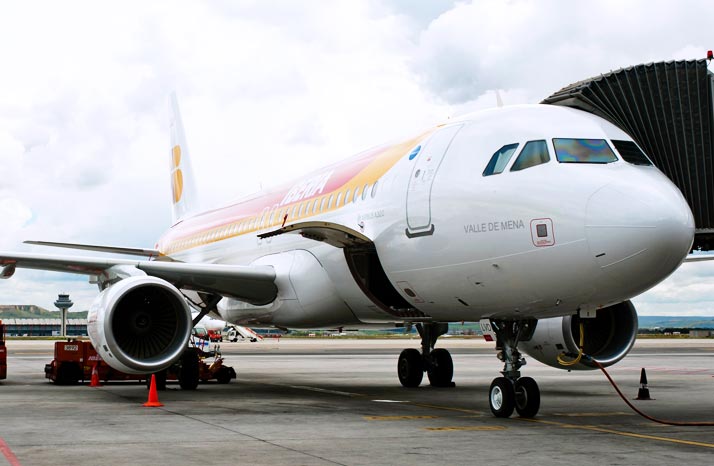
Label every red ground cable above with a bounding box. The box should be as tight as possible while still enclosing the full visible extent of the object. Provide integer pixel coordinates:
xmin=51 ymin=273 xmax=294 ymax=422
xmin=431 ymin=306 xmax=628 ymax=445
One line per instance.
xmin=593 ymin=359 xmax=714 ymax=426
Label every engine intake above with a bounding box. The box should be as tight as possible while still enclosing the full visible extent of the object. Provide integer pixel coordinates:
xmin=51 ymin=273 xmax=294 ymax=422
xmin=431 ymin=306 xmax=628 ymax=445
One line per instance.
xmin=88 ymin=276 xmax=192 ymax=374
xmin=520 ymin=301 xmax=638 ymax=370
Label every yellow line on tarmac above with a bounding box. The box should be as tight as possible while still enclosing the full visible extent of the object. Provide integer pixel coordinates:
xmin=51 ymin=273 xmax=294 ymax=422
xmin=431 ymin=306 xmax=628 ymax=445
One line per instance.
xmin=424 ymin=426 xmax=507 ymax=432
xmin=409 ymin=402 xmax=485 ymax=416
xmin=553 ymin=412 xmax=632 ymax=417
xmin=520 ymin=418 xmax=714 ymax=449
xmin=365 ymin=415 xmax=439 ymax=421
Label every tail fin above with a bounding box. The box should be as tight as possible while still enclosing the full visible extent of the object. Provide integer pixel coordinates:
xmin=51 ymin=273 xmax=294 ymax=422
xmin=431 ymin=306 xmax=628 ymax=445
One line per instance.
xmin=169 ymin=93 xmax=198 ymax=224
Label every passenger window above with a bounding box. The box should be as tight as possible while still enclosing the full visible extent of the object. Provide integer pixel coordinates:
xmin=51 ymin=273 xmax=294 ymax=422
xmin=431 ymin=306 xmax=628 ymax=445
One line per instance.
xmin=336 ymin=192 xmax=343 ymax=206
xmin=328 ymin=194 xmax=334 ymax=209
xmin=483 ymin=143 xmax=519 ymax=176
xmin=511 ymin=140 xmax=550 ymax=171
xmin=320 ymin=197 xmax=327 ymax=212
xmin=344 ymin=189 xmax=351 ymax=204
xmin=371 ymin=181 xmax=379 ymax=198
xmin=353 ymin=187 xmax=360 ymax=203
xmin=553 ymin=139 xmax=618 ymax=163
xmin=611 ymin=140 xmax=653 ymax=166
xmin=362 ymin=184 xmax=369 ymax=201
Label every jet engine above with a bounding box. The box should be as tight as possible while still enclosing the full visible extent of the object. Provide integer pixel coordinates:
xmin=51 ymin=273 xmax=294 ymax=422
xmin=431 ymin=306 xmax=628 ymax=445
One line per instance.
xmin=87 ymin=276 xmax=193 ymax=374
xmin=520 ymin=301 xmax=638 ymax=370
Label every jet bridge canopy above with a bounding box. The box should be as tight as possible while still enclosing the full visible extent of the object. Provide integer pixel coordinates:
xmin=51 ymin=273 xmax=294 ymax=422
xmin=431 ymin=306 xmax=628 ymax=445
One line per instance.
xmin=543 ymin=59 xmax=714 ymax=250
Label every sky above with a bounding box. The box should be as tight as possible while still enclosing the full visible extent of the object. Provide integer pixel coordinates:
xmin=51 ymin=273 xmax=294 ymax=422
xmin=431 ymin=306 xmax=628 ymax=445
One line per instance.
xmin=0 ymin=0 xmax=712 ymax=315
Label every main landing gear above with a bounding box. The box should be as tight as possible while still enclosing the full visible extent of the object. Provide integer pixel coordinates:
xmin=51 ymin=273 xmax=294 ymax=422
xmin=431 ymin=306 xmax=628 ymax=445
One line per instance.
xmin=487 ymin=319 xmax=540 ymax=418
xmin=397 ymin=322 xmax=455 ymax=388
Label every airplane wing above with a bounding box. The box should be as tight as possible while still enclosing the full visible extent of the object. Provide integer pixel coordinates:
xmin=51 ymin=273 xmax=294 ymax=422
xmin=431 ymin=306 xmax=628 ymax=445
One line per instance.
xmin=0 ymin=251 xmax=277 ymax=305
xmin=23 ymin=240 xmax=167 ymax=259
xmin=684 ymin=253 xmax=714 ymax=262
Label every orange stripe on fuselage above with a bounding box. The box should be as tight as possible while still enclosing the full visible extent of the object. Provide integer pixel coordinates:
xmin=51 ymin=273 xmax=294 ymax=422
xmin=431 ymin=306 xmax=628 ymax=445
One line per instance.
xmin=157 ymin=129 xmax=434 ymax=255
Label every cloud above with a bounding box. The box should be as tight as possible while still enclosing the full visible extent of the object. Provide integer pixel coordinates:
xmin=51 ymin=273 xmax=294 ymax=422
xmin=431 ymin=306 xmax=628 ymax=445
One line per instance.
xmin=412 ymin=0 xmax=713 ymax=104
xmin=0 ymin=0 xmax=712 ymax=316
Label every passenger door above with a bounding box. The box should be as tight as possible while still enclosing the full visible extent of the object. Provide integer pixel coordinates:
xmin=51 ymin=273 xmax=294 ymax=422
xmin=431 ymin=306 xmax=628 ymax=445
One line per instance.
xmin=406 ymin=124 xmax=463 ymax=237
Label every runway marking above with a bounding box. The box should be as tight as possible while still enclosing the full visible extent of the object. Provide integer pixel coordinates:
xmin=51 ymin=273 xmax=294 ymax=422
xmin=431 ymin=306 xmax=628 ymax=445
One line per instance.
xmin=520 ymin=418 xmax=714 ymax=449
xmin=424 ymin=426 xmax=507 ymax=432
xmin=281 ymin=385 xmax=360 ymax=397
xmin=0 ymin=438 xmax=22 ymax=466
xmin=372 ymin=399 xmax=407 ymax=403
xmin=365 ymin=415 xmax=439 ymax=421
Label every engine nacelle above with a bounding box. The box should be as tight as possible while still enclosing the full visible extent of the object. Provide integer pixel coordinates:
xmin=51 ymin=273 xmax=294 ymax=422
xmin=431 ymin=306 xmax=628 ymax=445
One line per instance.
xmin=87 ymin=276 xmax=192 ymax=374
xmin=520 ymin=301 xmax=638 ymax=370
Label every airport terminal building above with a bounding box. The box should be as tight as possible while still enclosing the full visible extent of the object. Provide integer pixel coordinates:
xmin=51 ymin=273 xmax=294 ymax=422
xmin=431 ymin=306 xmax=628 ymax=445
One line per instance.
xmin=1 ymin=318 xmax=88 ymax=337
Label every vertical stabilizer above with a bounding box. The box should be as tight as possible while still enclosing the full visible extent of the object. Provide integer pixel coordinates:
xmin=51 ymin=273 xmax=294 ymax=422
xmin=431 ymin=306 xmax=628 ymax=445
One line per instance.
xmin=169 ymin=93 xmax=198 ymax=224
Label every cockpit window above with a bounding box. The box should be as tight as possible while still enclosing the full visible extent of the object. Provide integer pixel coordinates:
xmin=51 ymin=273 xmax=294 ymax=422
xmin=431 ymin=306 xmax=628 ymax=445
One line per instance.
xmin=511 ymin=140 xmax=550 ymax=171
xmin=553 ymin=139 xmax=618 ymax=164
xmin=611 ymin=140 xmax=653 ymax=166
xmin=483 ymin=143 xmax=519 ymax=176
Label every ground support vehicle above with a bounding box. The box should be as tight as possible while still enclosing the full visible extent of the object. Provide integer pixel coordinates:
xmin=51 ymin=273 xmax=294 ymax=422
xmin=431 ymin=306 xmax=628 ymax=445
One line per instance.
xmin=45 ymin=340 xmax=235 ymax=388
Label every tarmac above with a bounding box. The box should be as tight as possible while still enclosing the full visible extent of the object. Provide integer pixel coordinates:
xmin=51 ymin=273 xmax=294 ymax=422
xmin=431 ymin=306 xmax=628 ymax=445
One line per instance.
xmin=1 ymin=337 xmax=714 ymax=465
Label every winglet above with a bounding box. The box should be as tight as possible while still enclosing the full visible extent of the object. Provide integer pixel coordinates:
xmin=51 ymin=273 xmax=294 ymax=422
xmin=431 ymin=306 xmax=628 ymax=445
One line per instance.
xmin=169 ymin=93 xmax=198 ymax=224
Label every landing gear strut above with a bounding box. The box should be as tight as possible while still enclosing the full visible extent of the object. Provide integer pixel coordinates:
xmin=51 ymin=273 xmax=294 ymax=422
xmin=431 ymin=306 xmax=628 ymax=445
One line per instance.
xmin=487 ymin=319 xmax=540 ymax=418
xmin=397 ymin=322 xmax=454 ymax=388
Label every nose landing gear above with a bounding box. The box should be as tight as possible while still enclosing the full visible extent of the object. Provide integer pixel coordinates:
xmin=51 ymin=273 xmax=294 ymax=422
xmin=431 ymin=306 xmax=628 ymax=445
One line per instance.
xmin=397 ymin=322 xmax=455 ymax=388
xmin=486 ymin=319 xmax=540 ymax=418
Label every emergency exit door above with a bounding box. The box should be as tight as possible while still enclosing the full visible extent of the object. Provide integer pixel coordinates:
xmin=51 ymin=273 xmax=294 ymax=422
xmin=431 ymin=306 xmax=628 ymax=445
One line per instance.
xmin=405 ymin=124 xmax=463 ymax=237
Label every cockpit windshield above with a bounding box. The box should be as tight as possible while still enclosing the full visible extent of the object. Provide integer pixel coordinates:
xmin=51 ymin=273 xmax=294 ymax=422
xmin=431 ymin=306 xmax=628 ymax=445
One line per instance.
xmin=483 ymin=143 xmax=519 ymax=176
xmin=553 ymin=139 xmax=618 ymax=164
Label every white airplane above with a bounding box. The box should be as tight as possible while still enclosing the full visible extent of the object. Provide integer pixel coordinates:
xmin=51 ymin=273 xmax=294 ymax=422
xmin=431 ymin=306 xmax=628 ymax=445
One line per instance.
xmin=0 ymin=95 xmax=697 ymax=418
xmin=192 ymin=311 xmax=262 ymax=342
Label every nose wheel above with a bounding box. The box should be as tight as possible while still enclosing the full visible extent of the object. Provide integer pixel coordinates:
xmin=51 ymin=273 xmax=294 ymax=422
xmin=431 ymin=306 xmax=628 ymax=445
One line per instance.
xmin=489 ymin=377 xmax=515 ymax=417
xmin=486 ymin=319 xmax=541 ymax=418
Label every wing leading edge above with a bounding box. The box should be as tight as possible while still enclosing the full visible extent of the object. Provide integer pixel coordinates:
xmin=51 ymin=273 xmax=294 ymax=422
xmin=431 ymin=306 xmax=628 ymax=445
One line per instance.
xmin=23 ymin=240 xmax=166 ymax=259
xmin=0 ymin=251 xmax=277 ymax=306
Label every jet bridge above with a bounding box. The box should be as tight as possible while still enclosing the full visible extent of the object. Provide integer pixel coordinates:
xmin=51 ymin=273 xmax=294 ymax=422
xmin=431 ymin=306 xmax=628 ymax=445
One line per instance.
xmin=543 ymin=59 xmax=714 ymax=251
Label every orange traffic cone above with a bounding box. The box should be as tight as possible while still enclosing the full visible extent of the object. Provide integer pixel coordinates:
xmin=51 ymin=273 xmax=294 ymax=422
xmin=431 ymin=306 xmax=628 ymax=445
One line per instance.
xmin=143 ymin=374 xmax=164 ymax=407
xmin=89 ymin=363 xmax=102 ymax=387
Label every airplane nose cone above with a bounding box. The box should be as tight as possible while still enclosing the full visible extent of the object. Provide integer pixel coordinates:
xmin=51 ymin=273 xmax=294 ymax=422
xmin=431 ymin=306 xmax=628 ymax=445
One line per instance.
xmin=585 ymin=181 xmax=694 ymax=293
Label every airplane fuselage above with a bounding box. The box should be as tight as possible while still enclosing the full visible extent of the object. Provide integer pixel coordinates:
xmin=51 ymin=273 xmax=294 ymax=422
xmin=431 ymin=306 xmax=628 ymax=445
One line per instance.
xmin=157 ymin=105 xmax=694 ymax=328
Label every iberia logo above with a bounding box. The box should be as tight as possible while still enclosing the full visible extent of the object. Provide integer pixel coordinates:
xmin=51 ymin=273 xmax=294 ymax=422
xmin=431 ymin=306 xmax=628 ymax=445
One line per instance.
xmin=171 ymin=145 xmax=183 ymax=203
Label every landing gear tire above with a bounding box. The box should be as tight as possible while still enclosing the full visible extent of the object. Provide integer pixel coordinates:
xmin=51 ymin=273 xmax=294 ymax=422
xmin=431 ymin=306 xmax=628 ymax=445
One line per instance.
xmin=146 ymin=370 xmax=167 ymax=391
xmin=179 ymin=349 xmax=200 ymax=390
xmin=427 ymin=348 xmax=453 ymax=387
xmin=514 ymin=377 xmax=540 ymax=418
xmin=398 ymin=348 xmax=423 ymax=387
xmin=489 ymin=377 xmax=515 ymax=418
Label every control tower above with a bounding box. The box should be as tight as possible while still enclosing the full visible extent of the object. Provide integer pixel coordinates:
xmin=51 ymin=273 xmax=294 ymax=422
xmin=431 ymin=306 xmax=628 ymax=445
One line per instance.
xmin=54 ymin=294 xmax=74 ymax=337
